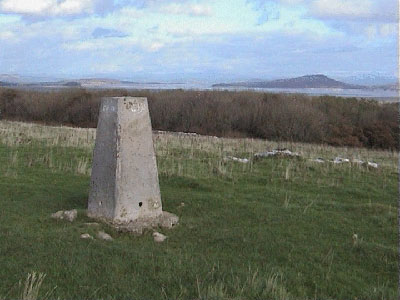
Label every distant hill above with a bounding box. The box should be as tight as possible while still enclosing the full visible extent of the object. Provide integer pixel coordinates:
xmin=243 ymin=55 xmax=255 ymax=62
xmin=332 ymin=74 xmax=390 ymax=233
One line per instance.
xmin=0 ymin=81 xmax=18 ymax=87
xmin=0 ymin=74 xmax=61 ymax=83
xmin=78 ymin=78 xmax=121 ymax=85
xmin=0 ymin=76 xmax=179 ymax=89
xmin=213 ymin=74 xmax=367 ymax=89
xmin=23 ymin=81 xmax=81 ymax=87
xmin=0 ymin=80 xmax=81 ymax=88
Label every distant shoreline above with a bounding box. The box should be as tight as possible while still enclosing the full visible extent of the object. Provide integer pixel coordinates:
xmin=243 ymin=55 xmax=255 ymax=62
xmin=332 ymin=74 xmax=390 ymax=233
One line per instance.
xmin=3 ymin=84 xmax=398 ymax=101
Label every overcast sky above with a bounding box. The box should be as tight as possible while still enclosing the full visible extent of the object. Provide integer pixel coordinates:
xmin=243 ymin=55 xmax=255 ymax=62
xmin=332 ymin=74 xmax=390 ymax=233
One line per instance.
xmin=0 ymin=0 xmax=397 ymax=81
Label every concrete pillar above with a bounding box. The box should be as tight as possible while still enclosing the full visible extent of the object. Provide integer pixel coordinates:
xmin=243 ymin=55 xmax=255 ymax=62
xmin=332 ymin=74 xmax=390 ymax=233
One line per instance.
xmin=88 ymin=97 xmax=176 ymax=231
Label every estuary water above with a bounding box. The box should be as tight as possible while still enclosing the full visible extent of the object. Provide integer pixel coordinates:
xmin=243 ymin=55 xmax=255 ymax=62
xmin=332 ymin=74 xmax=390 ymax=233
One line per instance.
xmin=22 ymin=81 xmax=399 ymax=102
xmin=81 ymin=82 xmax=398 ymax=102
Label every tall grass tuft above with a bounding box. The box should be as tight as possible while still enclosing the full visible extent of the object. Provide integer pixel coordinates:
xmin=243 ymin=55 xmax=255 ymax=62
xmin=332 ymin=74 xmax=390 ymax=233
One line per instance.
xmin=198 ymin=271 xmax=292 ymax=300
xmin=20 ymin=272 xmax=46 ymax=300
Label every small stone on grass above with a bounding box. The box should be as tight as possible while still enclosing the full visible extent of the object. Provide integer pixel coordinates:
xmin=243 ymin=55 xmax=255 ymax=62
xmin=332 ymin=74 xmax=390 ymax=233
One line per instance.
xmin=80 ymin=233 xmax=93 ymax=240
xmin=63 ymin=209 xmax=78 ymax=222
xmin=51 ymin=211 xmax=64 ymax=220
xmin=51 ymin=209 xmax=77 ymax=222
xmin=153 ymin=232 xmax=167 ymax=243
xmin=84 ymin=222 xmax=100 ymax=227
xmin=159 ymin=211 xmax=179 ymax=229
xmin=97 ymin=231 xmax=113 ymax=241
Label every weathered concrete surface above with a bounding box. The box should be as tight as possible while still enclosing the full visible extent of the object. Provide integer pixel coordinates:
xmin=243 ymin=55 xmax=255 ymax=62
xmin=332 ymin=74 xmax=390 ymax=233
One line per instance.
xmin=88 ymin=97 xmax=178 ymax=232
xmin=88 ymin=97 xmax=119 ymax=220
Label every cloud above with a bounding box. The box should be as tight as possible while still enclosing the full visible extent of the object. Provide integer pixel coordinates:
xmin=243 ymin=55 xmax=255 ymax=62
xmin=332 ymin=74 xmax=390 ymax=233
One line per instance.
xmin=92 ymin=27 xmax=128 ymax=38
xmin=0 ymin=0 xmax=396 ymax=80
xmin=140 ymin=30 xmax=396 ymax=80
xmin=146 ymin=41 xmax=164 ymax=52
xmin=0 ymin=0 xmax=115 ymax=17
xmin=62 ymin=30 xmax=164 ymax=54
xmin=364 ymin=23 xmax=397 ymax=39
xmin=0 ymin=30 xmax=16 ymax=41
xmin=90 ymin=63 xmax=123 ymax=73
xmin=309 ymin=0 xmax=372 ymax=20
xmin=247 ymin=0 xmax=397 ymax=39
xmin=309 ymin=0 xmax=397 ymax=23
xmin=62 ymin=40 xmax=99 ymax=51
xmin=1 ymin=26 xmax=396 ymax=80
xmin=0 ymin=0 xmax=212 ymax=21
xmin=246 ymin=0 xmax=281 ymax=24
xmin=248 ymin=0 xmax=398 ymax=23
xmin=161 ymin=3 xmax=212 ymax=16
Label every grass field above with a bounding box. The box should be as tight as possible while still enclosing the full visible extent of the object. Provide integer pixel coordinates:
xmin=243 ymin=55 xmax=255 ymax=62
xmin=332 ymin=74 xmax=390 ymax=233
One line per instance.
xmin=0 ymin=120 xmax=398 ymax=300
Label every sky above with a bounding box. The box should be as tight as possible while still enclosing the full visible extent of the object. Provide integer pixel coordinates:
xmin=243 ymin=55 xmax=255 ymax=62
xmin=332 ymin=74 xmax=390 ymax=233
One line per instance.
xmin=0 ymin=0 xmax=398 ymax=81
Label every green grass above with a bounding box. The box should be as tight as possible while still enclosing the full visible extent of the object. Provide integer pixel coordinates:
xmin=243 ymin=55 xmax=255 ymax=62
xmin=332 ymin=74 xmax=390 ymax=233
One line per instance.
xmin=0 ymin=121 xmax=398 ymax=300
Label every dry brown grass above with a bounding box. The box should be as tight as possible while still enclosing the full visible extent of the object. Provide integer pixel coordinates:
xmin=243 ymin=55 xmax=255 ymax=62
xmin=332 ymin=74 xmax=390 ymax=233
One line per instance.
xmin=1 ymin=120 xmax=397 ymax=180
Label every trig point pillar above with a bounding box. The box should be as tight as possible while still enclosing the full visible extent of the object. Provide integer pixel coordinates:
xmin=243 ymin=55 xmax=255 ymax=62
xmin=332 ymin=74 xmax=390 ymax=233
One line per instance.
xmin=88 ymin=97 xmax=178 ymax=232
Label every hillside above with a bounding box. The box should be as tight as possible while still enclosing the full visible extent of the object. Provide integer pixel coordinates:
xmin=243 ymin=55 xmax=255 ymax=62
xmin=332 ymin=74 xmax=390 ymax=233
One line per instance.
xmin=0 ymin=80 xmax=81 ymax=88
xmin=0 ymin=81 xmax=17 ymax=87
xmin=0 ymin=120 xmax=397 ymax=300
xmin=213 ymin=74 xmax=366 ymax=89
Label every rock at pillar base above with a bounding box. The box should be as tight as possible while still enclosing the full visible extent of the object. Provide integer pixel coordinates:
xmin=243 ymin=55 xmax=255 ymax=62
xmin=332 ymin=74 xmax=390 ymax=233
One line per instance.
xmin=111 ymin=211 xmax=179 ymax=235
xmin=87 ymin=97 xmax=178 ymax=233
